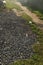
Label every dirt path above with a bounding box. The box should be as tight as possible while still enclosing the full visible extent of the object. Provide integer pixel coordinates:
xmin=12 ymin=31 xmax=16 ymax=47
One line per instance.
xmin=13 ymin=2 xmax=43 ymax=29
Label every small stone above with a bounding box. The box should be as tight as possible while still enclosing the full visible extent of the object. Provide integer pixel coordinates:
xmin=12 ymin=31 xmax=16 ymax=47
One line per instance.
xmin=26 ymin=33 xmax=28 ymax=37
xmin=29 ymin=21 xmax=32 ymax=24
xmin=20 ymin=55 xmax=22 ymax=59
xmin=4 ymin=41 xmax=7 ymax=44
xmin=0 ymin=62 xmax=2 ymax=65
xmin=0 ymin=28 xmax=3 ymax=30
xmin=21 ymin=53 xmax=23 ymax=55
xmin=37 ymin=41 xmax=40 ymax=44
xmin=3 ymin=0 xmax=6 ymax=4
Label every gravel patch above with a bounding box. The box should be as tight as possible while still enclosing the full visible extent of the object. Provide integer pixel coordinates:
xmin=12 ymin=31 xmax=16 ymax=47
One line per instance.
xmin=0 ymin=10 xmax=37 ymax=65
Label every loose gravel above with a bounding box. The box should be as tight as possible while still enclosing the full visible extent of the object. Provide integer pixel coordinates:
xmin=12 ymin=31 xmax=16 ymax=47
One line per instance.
xmin=0 ymin=10 xmax=37 ymax=65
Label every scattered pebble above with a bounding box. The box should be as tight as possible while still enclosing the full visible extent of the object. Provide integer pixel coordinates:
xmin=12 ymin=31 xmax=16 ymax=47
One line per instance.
xmin=0 ymin=28 xmax=3 ymax=30
xmin=29 ymin=21 xmax=32 ymax=24
xmin=3 ymin=0 xmax=6 ymax=4
xmin=26 ymin=33 xmax=28 ymax=37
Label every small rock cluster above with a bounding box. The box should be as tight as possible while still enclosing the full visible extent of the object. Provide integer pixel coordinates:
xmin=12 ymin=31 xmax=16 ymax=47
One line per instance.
xmin=0 ymin=10 xmax=37 ymax=65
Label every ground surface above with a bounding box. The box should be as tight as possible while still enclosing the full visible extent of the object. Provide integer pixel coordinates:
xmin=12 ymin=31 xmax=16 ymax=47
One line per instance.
xmin=13 ymin=2 xmax=43 ymax=30
xmin=0 ymin=1 xmax=43 ymax=65
xmin=0 ymin=10 xmax=37 ymax=65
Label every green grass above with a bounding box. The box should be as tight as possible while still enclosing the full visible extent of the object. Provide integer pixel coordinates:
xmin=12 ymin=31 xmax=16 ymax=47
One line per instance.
xmin=21 ymin=13 xmax=32 ymax=22
xmin=6 ymin=3 xmax=22 ymax=10
xmin=33 ymin=11 xmax=43 ymax=20
xmin=5 ymin=0 xmax=22 ymax=11
xmin=32 ymin=43 xmax=43 ymax=64
xmin=23 ymin=4 xmax=43 ymax=20
xmin=27 ymin=7 xmax=43 ymax=20
xmin=29 ymin=23 xmax=43 ymax=43
xmin=21 ymin=13 xmax=43 ymax=43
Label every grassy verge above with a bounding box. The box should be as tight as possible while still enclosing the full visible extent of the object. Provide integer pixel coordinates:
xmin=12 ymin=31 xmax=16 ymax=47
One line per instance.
xmin=27 ymin=7 xmax=43 ymax=20
xmin=29 ymin=23 xmax=43 ymax=43
xmin=21 ymin=13 xmax=43 ymax=43
xmin=5 ymin=0 xmax=22 ymax=11
xmin=28 ymin=8 xmax=43 ymax=20
xmin=21 ymin=13 xmax=32 ymax=22
xmin=22 ymin=4 xmax=43 ymax=20
xmin=33 ymin=11 xmax=43 ymax=20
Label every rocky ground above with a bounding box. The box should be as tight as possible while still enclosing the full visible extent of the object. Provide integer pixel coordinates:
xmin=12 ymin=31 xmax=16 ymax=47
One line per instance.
xmin=0 ymin=10 xmax=37 ymax=65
